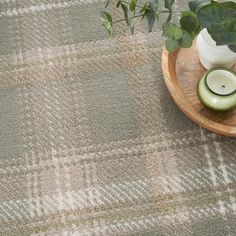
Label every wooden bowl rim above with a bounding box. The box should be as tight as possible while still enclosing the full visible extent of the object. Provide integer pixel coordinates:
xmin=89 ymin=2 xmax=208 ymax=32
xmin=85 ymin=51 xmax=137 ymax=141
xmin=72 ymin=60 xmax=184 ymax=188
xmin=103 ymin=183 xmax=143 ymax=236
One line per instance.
xmin=161 ymin=47 xmax=236 ymax=137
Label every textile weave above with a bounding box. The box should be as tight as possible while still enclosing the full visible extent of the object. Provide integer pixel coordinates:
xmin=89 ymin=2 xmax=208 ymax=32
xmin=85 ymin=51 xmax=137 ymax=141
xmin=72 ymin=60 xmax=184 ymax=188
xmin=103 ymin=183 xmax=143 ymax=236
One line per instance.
xmin=0 ymin=0 xmax=236 ymax=235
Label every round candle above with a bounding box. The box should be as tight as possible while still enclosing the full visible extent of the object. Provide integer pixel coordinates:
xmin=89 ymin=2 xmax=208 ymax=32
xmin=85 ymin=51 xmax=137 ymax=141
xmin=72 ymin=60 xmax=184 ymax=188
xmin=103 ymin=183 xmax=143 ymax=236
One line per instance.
xmin=206 ymin=68 xmax=236 ymax=96
xmin=198 ymin=68 xmax=236 ymax=111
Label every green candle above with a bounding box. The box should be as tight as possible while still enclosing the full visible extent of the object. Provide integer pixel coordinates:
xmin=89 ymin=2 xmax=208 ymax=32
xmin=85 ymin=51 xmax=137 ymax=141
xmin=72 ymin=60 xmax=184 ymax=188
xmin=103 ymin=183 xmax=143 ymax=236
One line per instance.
xmin=198 ymin=68 xmax=236 ymax=111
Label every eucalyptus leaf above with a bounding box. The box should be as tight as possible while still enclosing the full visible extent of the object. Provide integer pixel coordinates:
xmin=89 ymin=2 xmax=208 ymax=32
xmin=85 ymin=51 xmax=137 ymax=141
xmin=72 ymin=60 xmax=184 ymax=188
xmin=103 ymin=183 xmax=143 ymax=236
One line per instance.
xmin=178 ymin=30 xmax=193 ymax=48
xmin=228 ymin=45 xmax=236 ymax=53
xmin=189 ymin=0 xmax=212 ymax=14
xmin=166 ymin=11 xmax=172 ymax=22
xmin=221 ymin=1 xmax=236 ymax=11
xmin=101 ymin=11 xmax=113 ymax=23
xmin=121 ymin=3 xmax=129 ymax=25
xmin=105 ymin=0 xmax=109 ymax=8
xmin=130 ymin=0 xmax=137 ymax=13
xmin=180 ymin=11 xmax=200 ymax=35
xmin=146 ymin=11 xmax=156 ymax=32
xmin=100 ymin=0 xmax=236 ymax=53
xmin=164 ymin=0 xmax=175 ymax=10
xmin=100 ymin=11 xmax=113 ymax=35
xmin=208 ymin=19 xmax=236 ymax=45
xmin=140 ymin=3 xmax=148 ymax=19
xmin=146 ymin=0 xmax=159 ymax=32
xmin=121 ymin=3 xmax=134 ymax=34
xmin=165 ymin=39 xmax=180 ymax=52
xmin=148 ymin=0 xmax=159 ymax=12
xmin=163 ymin=22 xmax=183 ymax=40
xmin=116 ymin=0 xmax=122 ymax=8
xmin=198 ymin=1 xmax=236 ymax=28
xmin=101 ymin=18 xmax=113 ymax=35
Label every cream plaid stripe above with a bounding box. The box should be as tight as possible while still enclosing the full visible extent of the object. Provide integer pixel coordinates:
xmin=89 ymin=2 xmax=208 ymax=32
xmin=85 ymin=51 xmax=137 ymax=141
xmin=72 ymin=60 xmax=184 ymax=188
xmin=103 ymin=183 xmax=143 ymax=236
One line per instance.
xmin=0 ymin=0 xmax=236 ymax=235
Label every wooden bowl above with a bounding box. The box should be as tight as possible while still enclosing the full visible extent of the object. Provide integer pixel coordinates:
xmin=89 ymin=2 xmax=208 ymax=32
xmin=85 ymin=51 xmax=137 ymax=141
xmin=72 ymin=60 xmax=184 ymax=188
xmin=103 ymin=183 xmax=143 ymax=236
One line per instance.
xmin=161 ymin=43 xmax=236 ymax=137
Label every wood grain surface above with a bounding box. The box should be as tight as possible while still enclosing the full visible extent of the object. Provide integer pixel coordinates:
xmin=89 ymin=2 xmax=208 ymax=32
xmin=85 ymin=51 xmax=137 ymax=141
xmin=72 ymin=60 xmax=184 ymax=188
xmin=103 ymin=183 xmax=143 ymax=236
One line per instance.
xmin=162 ymin=43 xmax=236 ymax=137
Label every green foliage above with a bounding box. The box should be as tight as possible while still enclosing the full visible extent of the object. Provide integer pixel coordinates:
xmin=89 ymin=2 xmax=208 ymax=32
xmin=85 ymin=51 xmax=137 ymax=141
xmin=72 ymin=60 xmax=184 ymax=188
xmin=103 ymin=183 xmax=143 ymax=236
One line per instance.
xmin=165 ymin=39 xmax=180 ymax=52
xmin=208 ymin=19 xmax=236 ymax=45
xmin=101 ymin=0 xmax=236 ymax=53
xmin=179 ymin=30 xmax=193 ymax=48
xmin=100 ymin=11 xmax=113 ymax=35
xmin=148 ymin=0 xmax=158 ymax=12
xmin=197 ymin=1 xmax=236 ymax=52
xmin=105 ymin=0 xmax=110 ymax=8
xmin=163 ymin=23 xmax=193 ymax=51
xmin=189 ymin=0 xmax=212 ymax=14
xmin=120 ymin=2 xmax=134 ymax=33
xmin=162 ymin=23 xmax=183 ymax=40
xmin=129 ymin=0 xmax=137 ymax=13
xmin=198 ymin=1 xmax=236 ymax=28
xmin=164 ymin=0 xmax=175 ymax=22
xmin=221 ymin=1 xmax=236 ymax=10
xmin=146 ymin=0 xmax=159 ymax=32
xmin=140 ymin=3 xmax=148 ymax=19
xmin=180 ymin=11 xmax=200 ymax=35
xmin=228 ymin=45 xmax=236 ymax=52
xmin=165 ymin=0 xmax=175 ymax=10
xmin=116 ymin=0 xmax=122 ymax=8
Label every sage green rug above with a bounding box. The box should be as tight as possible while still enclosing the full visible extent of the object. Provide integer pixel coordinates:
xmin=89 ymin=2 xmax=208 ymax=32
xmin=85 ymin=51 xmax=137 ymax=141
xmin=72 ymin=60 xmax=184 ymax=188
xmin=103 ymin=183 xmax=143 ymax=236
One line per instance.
xmin=0 ymin=0 xmax=236 ymax=235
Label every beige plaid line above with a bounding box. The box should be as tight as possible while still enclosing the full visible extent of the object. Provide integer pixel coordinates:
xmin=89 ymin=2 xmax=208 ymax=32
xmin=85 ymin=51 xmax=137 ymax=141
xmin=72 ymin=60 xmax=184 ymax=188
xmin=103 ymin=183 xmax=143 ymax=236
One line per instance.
xmin=0 ymin=0 xmax=103 ymax=17
xmin=2 ymin=157 xmax=236 ymax=197
xmin=213 ymin=137 xmax=236 ymax=215
xmin=0 ymin=131 xmax=209 ymax=176
xmin=119 ymin=30 xmax=193 ymax=231
xmin=21 ymin=86 xmax=45 ymax=219
xmin=0 ymin=192 xmax=235 ymax=235
xmin=200 ymin=128 xmax=236 ymax=228
xmin=0 ymin=179 xmax=234 ymax=217
xmin=0 ymin=33 xmax=162 ymax=73
xmin=1 ymin=1 xmax=236 ymax=235
xmin=0 ymin=47 xmax=162 ymax=90
xmin=0 ymin=0 xmax=108 ymax=60
xmin=1 ymin=161 xmax=236 ymax=215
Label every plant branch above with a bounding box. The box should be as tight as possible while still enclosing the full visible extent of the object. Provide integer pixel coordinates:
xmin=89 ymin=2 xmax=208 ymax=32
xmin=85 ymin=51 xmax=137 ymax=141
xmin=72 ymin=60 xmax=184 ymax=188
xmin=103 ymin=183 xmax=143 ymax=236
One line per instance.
xmin=158 ymin=9 xmax=182 ymax=14
xmin=120 ymin=0 xmax=143 ymax=8
xmin=112 ymin=9 xmax=181 ymax=24
xmin=113 ymin=14 xmax=143 ymax=24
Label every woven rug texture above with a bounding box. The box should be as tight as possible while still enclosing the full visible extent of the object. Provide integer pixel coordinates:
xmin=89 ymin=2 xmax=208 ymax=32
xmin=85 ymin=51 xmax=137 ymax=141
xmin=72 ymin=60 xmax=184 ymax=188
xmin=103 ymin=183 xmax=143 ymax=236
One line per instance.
xmin=0 ymin=0 xmax=236 ymax=235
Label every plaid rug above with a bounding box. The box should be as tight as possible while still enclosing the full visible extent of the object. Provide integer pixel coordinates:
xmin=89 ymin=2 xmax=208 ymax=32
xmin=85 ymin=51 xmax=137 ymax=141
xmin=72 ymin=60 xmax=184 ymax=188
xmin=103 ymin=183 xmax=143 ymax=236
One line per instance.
xmin=0 ymin=0 xmax=236 ymax=235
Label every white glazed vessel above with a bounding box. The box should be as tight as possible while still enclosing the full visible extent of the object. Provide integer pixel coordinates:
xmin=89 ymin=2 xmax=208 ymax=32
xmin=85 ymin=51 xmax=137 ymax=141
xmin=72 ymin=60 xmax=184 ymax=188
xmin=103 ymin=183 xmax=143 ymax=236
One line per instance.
xmin=196 ymin=28 xmax=236 ymax=70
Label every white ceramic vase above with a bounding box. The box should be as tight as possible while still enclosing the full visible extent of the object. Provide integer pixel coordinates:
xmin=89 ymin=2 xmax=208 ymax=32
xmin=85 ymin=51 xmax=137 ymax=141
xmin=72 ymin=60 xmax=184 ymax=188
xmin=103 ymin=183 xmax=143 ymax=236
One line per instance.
xmin=196 ymin=28 xmax=236 ymax=70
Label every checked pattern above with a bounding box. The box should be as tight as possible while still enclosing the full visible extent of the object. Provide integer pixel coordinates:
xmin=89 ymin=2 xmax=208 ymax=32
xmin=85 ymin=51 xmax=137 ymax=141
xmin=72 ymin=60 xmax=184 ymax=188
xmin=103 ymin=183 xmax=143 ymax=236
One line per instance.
xmin=0 ymin=0 xmax=236 ymax=235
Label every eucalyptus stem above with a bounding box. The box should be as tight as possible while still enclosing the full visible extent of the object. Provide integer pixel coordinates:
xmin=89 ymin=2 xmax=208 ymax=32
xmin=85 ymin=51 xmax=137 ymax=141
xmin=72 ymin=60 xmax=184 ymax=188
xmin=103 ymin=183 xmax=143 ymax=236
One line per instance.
xmin=171 ymin=10 xmax=182 ymax=13
xmin=158 ymin=9 xmax=182 ymax=14
xmin=120 ymin=0 xmax=143 ymax=8
xmin=112 ymin=10 xmax=181 ymax=25
xmin=113 ymin=14 xmax=143 ymax=24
